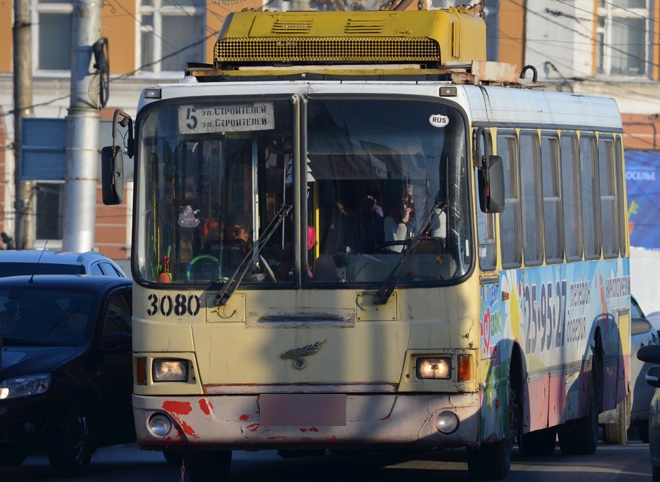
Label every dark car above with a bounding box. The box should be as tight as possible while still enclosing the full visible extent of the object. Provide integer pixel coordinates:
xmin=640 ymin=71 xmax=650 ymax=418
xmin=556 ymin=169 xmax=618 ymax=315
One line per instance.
xmin=0 ymin=275 xmax=133 ymax=477
xmin=0 ymin=250 xmax=127 ymax=278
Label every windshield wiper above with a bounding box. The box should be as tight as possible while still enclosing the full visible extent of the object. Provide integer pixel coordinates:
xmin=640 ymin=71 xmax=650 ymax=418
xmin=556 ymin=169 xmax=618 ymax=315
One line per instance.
xmin=374 ymin=202 xmax=441 ymax=305
xmin=214 ymin=203 xmax=292 ymax=306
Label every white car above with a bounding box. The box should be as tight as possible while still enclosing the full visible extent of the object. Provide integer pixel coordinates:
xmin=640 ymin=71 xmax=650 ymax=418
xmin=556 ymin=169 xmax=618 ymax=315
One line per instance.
xmin=600 ymin=296 xmax=657 ymax=444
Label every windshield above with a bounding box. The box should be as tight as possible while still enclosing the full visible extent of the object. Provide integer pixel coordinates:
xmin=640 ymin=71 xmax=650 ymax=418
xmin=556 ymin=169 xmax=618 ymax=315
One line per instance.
xmin=135 ymin=96 xmax=472 ymax=286
xmin=0 ymin=289 xmax=94 ymax=346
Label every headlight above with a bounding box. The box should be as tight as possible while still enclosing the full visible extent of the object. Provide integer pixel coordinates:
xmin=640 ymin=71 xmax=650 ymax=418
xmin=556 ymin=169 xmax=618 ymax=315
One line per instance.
xmin=0 ymin=374 xmax=52 ymax=399
xmin=416 ymin=357 xmax=451 ymax=379
xmin=153 ymin=359 xmax=188 ymax=382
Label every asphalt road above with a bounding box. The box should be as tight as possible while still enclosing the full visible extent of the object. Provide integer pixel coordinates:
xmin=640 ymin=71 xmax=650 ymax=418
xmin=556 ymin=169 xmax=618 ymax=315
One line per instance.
xmin=0 ymin=437 xmax=653 ymax=482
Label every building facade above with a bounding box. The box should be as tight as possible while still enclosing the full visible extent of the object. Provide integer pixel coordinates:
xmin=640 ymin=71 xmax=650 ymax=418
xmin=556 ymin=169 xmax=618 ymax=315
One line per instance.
xmin=1 ymin=0 xmax=660 ymax=275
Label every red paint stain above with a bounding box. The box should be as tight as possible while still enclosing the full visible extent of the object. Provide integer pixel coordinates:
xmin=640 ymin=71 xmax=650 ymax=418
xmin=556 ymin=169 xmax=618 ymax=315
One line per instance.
xmin=239 ymin=414 xmax=250 ymax=421
xmin=198 ymin=399 xmax=213 ymax=415
xmin=247 ymin=423 xmax=260 ymax=432
xmin=163 ymin=400 xmax=193 ymax=415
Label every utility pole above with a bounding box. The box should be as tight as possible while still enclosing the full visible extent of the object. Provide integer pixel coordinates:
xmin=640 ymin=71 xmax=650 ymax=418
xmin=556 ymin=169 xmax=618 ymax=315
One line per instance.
xmin=13 ymin=0 xmax=34 ymax=249
xmin=63 ymin=0 xmax=103 ymax=252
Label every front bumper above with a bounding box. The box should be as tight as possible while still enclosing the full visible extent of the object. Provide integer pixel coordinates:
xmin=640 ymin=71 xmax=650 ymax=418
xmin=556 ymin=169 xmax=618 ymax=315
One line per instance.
xmin=133 ymin=392 xmax=481 ymax=451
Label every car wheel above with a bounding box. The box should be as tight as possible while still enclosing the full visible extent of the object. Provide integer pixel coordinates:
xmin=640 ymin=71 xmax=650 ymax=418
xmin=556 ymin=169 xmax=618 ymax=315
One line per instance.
xmin=559 ymin=348 xmax=602 ymax=455
xmin=48 ymin=401 xmax=95 ymax=477
xmin=639 ymin=421 xmax=650 ymax=444
xmin=602 ymin=392 xmax=630 ymax=445
xmin=184 ymin=451 xmax=231 ymax=482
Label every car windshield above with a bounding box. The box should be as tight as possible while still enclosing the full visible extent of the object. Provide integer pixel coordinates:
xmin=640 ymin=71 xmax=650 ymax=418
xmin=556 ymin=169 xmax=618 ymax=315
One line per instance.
xmin=0 ymin=289 xmax=94 ymax=346
xmin=0 ymin=263 xmax=84 ymax=277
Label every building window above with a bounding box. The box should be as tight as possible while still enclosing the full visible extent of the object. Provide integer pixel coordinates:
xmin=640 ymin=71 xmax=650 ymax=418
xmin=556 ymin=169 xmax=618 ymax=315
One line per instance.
xmin=596 ymin=0 xmax=649 ymax=77
xmin=34 ymin=0 xmax=72 ymax=71
xmin=138 ymin=0 xmax=206 ymax=74
xmin=36 ymin=182 xmax=64 ymax=240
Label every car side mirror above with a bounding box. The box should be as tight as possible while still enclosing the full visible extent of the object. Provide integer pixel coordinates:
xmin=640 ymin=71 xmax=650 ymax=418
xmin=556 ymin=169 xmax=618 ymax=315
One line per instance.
xmin=646 ymin=365 xmax=660 ymax=389
xmin=638 ymin=344 xmax=660 ymax=364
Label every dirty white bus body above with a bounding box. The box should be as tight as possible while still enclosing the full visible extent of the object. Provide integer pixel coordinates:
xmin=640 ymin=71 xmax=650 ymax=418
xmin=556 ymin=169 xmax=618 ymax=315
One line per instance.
xmin=102 ymin=9 xmax=631 ymax=482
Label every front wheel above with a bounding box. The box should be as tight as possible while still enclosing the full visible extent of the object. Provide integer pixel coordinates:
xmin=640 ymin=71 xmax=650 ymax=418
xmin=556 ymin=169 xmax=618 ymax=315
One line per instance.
xmin=48 ymin=402 xmax=95 ymax=477
xmin=467 ymin=377 xmax=515 ymax=480
xmin=466 ymin=438 xmax=512 ymax=480
xmin=184 ymin=450 xmax=231 ymax=482
xmin=559 ymin=351 xmax=601 ymax=455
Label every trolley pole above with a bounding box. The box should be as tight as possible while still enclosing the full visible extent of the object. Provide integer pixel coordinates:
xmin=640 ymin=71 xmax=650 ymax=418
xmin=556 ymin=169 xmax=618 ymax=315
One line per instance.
xmin=63 ymin=0 xmax=102 ymax=252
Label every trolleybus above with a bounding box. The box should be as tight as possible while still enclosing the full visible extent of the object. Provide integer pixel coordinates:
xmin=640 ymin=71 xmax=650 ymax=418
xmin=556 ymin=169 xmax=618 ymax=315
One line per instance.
xmin=102 ymin=7 xmax=631 ymax=481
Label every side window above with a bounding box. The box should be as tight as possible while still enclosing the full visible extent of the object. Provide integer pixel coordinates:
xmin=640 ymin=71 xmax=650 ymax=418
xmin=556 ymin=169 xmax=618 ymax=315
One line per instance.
xmin=561 ymin=134 xmax=582 ymax=261
xmin=580 ymin=134 xmax=600 ymax=259
xmin=541 ymin=133 xmax=563 ymax=263
xmin=475 ymin=128 xmax=497 ymax=271
xmin=102 ymin=292 xmax=132 ymax=342
xmin=520 ymin=132 xmax=542 ymax=266
xmin=498 ymin=132 xmax=522 ymax=268
xmin=599 ymin=136 xmax=618 ymax=258
xmin=615 ymin=137 xmax=627 ymax=257
xmin=34 ymin=0 xmax=72 ymax=71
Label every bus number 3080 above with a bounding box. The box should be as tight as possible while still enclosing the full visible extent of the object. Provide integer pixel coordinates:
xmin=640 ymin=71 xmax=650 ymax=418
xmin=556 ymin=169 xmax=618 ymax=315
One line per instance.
xmin=146 ymin=294 xmax=201 ymax=317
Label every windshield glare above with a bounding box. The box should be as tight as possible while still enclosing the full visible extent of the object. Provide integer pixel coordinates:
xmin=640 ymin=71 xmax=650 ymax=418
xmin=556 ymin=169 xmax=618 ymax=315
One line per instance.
xmin=135 ymin=97 xmax=471 ymax=286
xmin=0 ymin=290 xmax=93 ymax=346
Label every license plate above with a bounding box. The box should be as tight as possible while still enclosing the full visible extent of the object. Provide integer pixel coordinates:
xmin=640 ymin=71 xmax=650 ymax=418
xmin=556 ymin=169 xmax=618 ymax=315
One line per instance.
xmin=259 ymin=394 xmax=346 ymax=426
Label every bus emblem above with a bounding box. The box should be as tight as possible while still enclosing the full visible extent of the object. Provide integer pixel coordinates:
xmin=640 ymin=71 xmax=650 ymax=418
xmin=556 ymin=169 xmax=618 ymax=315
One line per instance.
xmin=280 ymin=341 xmax=325 ymax=370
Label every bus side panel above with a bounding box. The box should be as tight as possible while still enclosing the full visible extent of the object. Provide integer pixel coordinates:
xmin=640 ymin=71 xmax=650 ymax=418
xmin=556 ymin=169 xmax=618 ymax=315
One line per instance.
xmin=478 ymin=258 xmax=629 ymax=441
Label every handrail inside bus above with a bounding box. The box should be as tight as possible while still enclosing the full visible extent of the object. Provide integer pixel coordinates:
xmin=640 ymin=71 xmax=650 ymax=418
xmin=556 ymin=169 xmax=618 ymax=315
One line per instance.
xmin=374 ymin=202 xmax=442 ymax=305
xmin=214 ymin=203 xmax=292 ymax=306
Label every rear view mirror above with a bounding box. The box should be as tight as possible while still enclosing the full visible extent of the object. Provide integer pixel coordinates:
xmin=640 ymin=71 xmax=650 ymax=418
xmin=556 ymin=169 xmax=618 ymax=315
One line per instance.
xmin=478 ymin=155 xmax=505 ymax=213
xmin=102 ymin=146 xmax=124 ymax=205
xmin=101 ymin=109 xmax=134 ymax=206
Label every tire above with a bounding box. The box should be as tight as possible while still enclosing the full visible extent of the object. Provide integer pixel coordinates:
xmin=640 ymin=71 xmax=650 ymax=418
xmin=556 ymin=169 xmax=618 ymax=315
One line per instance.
xmin=48 ymin=401 xmax=95 ymax=477
xmin=639 ymin=421 xmax=650 ymax=444
xmin=602 ymin=393 xmax=629 ymax=445
xmin=519 ymin=428 xmax=556 ymax=457
xmin=467 ymin=378 xmax=514 ymax=480
xmin=467 ymin=438 xmax=512 ymax=480
xmin=184 ymin=450 xmax=231 ymax=482
xmin=559 ymin=351 xmax=601 ymax=455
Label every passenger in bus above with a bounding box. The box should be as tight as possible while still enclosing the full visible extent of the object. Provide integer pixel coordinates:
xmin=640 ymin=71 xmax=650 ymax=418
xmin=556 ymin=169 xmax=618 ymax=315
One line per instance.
xmin=384 ymin=184 xmax=416 ymax=252
xmin=221 ymin=217 xmax=251 ymax=271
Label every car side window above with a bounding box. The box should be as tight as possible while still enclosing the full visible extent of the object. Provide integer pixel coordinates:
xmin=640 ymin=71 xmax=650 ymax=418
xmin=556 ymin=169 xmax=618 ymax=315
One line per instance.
xmin=631 ymin=297 xmax=644 ymax=320
xmin=102 ymin=292 xmax=132 ymax=340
